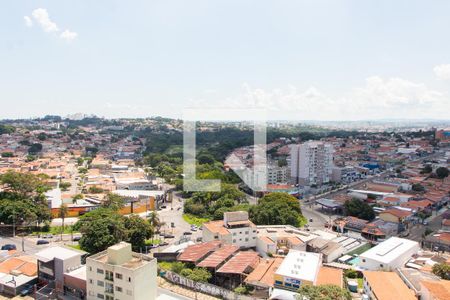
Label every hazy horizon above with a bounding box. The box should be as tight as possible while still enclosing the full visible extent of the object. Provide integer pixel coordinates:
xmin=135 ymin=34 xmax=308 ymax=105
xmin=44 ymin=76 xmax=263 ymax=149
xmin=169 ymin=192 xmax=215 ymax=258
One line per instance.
xmin=1 ymin=1 xmax=449 ymax=120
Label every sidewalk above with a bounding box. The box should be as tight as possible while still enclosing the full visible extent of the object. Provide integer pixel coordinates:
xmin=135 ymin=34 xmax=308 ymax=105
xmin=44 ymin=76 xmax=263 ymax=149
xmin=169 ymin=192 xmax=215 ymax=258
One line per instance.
xmin=157 ymin=277 xmax=219 ymax=300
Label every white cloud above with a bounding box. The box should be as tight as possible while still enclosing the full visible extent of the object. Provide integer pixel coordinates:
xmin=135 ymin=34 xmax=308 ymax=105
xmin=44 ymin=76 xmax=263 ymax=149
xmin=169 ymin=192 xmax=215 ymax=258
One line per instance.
xmin=60 ymin=30 xmax=78 ymax=42
xmin=25 ymin=8 xmax=78 ymax=41
xmin=31 ymin=8 xmax=59 ymax=32
xmin=190 ymin=76 xmax=449 ymax=120
xmin=434 ymin=64 xmax=450 ymax=81
xmin=24 ymin=16 xmax=33 ymax=27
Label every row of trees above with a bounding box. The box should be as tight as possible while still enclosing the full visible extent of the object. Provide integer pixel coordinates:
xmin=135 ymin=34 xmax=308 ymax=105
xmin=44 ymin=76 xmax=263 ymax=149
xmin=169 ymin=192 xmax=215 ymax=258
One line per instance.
xmin=73 ymin=194 xmax=161 ymax=254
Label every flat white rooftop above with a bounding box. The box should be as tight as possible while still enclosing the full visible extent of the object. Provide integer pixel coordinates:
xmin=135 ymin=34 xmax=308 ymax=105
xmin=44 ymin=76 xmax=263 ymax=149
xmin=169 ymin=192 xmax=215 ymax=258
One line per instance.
xmin=35 ymin=246 xmax=84 ymax=262
xmin=275 ymin=250 xmax=321 ymax=283
xmin=359 ymin=237 xmax=419 ymax=264
xmin=113 ymin=189 xmax=164 ymax=198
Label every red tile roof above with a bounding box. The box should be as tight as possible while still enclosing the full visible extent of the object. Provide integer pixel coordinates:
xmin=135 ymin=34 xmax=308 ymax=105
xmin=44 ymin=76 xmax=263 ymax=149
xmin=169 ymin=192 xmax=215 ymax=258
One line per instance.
xmin=177 ymin=241 xmax=222 ymax=263
xmin=217 ymin=251 xmax=260 ymax=274
xmin=196 ymin=245 xmax=239 ymax=269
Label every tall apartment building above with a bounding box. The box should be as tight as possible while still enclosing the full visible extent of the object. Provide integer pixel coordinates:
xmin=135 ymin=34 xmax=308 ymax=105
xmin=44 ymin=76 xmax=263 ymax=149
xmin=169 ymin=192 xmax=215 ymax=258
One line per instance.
xmin=290 ymin=141 xmax=333 ymax=186
xmin=86 ymin=242 xmax=157 ymax=300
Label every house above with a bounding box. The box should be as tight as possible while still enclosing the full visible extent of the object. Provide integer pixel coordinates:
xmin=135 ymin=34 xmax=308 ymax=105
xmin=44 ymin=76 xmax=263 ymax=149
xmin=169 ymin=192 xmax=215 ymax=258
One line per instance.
xmin=0 ymin=256 xmax=37 ymax=296
xmin=442 ymin=219 xmax=450 ymax=231
xmin=420 ymin=280 xmax=450 ymax=300
xmin=216 ymin=251 xmax=260 ymax=289
xmin=363 ymin=271 xmax=416 ymax=300
xmin=423 ymin=232 xmax=450 ymax=252
xmin=316 ymin=266 xmax=344 ymax=288
xmin=35 ymin=246 xmax=86 ymax=294
xmin=358 ymin=237 xmax=420 ymax=271
xmin=245 ymin=257 xmax=284 ymax=299
xmin=306 ymin=237 xmax=345 ymax=263
xmin=176 ymin=241 xmax=222 ymax=265
xmin=86 ymin=242 xmax=157 ymax=300
xmin=379 ymin=208 xmax=413 ymax=224
xmin=202 ymin=211 xmax=258 ymax=249
xmin=273 ymin=250 xmax=322 ymax=291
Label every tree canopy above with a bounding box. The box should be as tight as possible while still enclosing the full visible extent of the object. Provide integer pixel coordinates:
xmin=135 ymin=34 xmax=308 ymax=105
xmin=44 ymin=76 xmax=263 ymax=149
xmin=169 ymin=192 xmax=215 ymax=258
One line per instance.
xmin=343 ymin=198 xmax=375 ymax=221
xmin=296 ymin=284 xmax=351 ymax=300
xmin=249 ymin=192 xmax=305 ymax=227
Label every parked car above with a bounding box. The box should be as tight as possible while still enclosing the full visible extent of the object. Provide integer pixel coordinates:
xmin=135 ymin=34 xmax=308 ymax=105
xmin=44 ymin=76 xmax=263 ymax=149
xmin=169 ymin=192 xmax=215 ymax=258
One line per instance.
xmin=164 ymin=234 xmax=175 ymax=238
xmin=37 ymin=240 xmax=50 ymax=245
xmin=42 ymin=234 xmax=53 ymax=239
xmin=196 ymin=237 xmax=203 ymax=242
xmin=73 ymin=236 xmax=81 ymax=242
xmin=160 ymin=205 xmax=167 ymax=209
xmin=1 ymin=244 xmax=16 ymax=251
xmin=159 ymin=242 xmax=169 ymax=247
xmin=183 ymin=231 xmax=192 ymax=235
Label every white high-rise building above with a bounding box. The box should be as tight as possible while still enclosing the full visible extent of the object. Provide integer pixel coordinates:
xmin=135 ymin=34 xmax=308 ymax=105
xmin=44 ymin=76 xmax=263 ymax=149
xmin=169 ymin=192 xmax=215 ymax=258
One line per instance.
xmin=86 ymin=242 xmax=157 ymax=300
xmin=290 ymin=141 xmax=333 ymax=186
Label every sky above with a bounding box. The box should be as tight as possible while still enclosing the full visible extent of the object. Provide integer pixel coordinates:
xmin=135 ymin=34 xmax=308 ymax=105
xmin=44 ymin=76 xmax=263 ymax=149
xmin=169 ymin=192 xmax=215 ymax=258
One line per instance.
xmin=0 ymin=1 xmax=449 ymax=121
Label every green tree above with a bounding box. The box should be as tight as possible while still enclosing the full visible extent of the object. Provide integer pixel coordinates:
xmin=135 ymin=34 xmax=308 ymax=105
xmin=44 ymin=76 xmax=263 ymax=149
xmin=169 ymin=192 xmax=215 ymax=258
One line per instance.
xmin=170 ymin=262 xmax=186 ymax=274
xmin=436 ymin=167 xmax=449 ymax=179
xmin=296 ymin=284 xmax=351 ymax=300
xmin=412 ymin=183 xmax=425 ymax=192
xmin=197 ymin=153 xmax=215 ymax=165
xmin=74 ymin=208 xmax=127 ymax=254
xmin=58 ymin=204 xmax=69 ymax=241
xmin=0 ymin=170 xmax=50 ymax=199
xmin=60 ymin=182 xmax=72 ymax=191
xmin=147 ymin=211 xmax=162 ymax=238
xmin=28 ymin=143 xmax=43 ymax=154
xmin=249 ymin=192 xmax=303 ymax=227
xmin=1 ymin=152 xmax=14 ymax=157
xmin=101 ymin=193 xmax=125 ymax=211
xmin=88 ymin=186 xmax=104 ymax=194
xmin=343 ymin=198 xmax=375 ymax=221
xmin=432 ymin=263 xmax=450 ymax=280
xmin=187 ymin=268 xmax=212 ymax=282
xmin=123 ymin=215 xmax=152 ymax=250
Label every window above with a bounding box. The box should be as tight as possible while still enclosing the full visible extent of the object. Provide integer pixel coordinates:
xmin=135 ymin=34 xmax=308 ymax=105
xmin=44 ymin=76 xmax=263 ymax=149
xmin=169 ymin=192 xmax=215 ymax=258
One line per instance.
xmin=245 ymin=238 xmax=249 ymax=242
xmin=97 ymin=280 xmax=104 ymax=287
xmin=233 ymin=239 xmax=236 ymax=243
xmin=89 ymin=279 xmax=93 ymax=284
xmin=97 ymin=268 xmax=104 ymax=274
xmin=275 ymin=280 xmax=283 ymax=285
xmin=97 ymin=294 xmax=104 ymax=299
xmin=105 ymin=283 xmax=114 ymax=294
xmin=105 ymin=296 xmax=113 ymax=300
xmin=245 ymin=231 xmax=249 ymax=234
xmin=128 ymin=277 xmax=131 ymax=282
xmin=105 ymin=270 xmax=114 ymax=281
xmin=233 ymin=233 xmax=236 ymax=236
xmin=89 ymin=266 xmax=92 ymax=271
xmin=362 ymin=259 xmax=366 ymax=262
xmin=115 ymin=273 xmax=123 ymax=280
xmin=380 ymin=264 xmax=384 ymax=268
xmin=116 ymin=286 xmax=123 ymax=292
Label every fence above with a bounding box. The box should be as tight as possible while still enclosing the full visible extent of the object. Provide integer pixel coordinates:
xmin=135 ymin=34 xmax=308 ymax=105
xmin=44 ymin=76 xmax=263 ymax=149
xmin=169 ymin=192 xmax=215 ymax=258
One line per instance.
xmin=161 ymin=270 xmax=259 ymax=300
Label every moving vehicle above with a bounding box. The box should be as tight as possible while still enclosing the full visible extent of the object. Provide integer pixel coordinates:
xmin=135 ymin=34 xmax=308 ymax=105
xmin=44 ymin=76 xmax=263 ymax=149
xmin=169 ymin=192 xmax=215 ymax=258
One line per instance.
xmin=37 ymin=240 xmax=50 ymax=245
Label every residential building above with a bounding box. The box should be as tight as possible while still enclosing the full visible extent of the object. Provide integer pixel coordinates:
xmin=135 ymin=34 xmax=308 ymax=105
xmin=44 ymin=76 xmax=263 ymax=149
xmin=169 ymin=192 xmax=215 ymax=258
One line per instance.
xmin=358 ymin=237 xmax=420 ymax=271
xmin=86 ymin=242 xmax=157 ymax=300
xmin=420 ymin=280 xmax=450 ymax=300
xmin=363 ymin=271 xmax=416 ymax=300
xmin=290 ymin=141 xmax=334 ymax=186
xmin=0 ymin=256 xmax=37 ymax=296
xmin=306 ymin=237 xmax=345 ymax=263
xmin=202 ymin=211 xmax=258 ymax=249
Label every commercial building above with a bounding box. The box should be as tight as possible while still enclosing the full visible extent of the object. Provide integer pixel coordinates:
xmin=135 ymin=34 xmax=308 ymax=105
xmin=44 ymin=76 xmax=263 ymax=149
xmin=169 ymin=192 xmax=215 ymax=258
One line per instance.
xmin=358 ymin=237 xmax=420 ymax=271
xmin=202 ymin=211 xmax=258 ymax=249
xmin=35 ymin=246 xmax=86 ymax=294
xmin=86 ymin=242 xmax=157 ymax=300
xmin=290 ymin=141 xmax=333 ymax=186
xmin=273 ymin=250 xmax=322 ymax=291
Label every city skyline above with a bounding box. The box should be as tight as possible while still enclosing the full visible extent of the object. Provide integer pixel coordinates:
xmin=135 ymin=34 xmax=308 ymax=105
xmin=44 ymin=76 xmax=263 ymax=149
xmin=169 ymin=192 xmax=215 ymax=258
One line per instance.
xmin=1 ymin=1 xmax=449 ymax=120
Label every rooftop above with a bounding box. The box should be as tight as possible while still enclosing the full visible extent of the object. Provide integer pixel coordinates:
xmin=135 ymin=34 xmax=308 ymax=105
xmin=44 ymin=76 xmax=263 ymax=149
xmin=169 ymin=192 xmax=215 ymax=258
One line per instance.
xmin=364 ymin=271 xmax=416 ymax=300
xmin=35 ymin=246 xmax=85 ymax=262
xmin=177 ymin=241 xmax=222 ymax=263
xmin=421 ymin=280 xmax=450 ymax=300
xmin=217 ymin=251 xmax=260 ymax=274
xmin=245 ymin=257 xmax=284 ymax=288
xmin=275 ymin=250 xmax=321 ymax=283
xmin=196 ymin=245 xmax=239 ymax=269
xmin=316 ymin=266 xmax=343 ymax=288
xmin=359 ymin=237 xmax=419 ymax=264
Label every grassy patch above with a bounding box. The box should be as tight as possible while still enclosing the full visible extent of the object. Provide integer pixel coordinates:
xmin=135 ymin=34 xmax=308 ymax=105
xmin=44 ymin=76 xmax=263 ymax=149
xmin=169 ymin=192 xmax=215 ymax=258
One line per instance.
xmin=158 ymin=261 xmax=176 ymax=271
xmin=145 ymin=239 xmax=162 ymax=245
xmin=182 ymin=214 xmax=210 ymax=227
xmin=347 ymin=243 xmax=372 ymax=256
xmin=357 ymin=278 xmax=363 ymax=289
xmin=68 ymin=244 xmax=81 ymax=250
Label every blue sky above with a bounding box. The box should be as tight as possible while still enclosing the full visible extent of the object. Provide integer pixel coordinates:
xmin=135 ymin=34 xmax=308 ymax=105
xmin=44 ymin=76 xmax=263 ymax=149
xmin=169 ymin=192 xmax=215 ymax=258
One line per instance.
xmin=0 ymin=1 xmax=449 ymax=120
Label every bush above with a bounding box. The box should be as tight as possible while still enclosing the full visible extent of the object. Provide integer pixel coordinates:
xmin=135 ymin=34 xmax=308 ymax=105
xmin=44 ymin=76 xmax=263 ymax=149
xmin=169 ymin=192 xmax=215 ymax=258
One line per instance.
xmin=234 ymin=285 xmax=249 ymax=295
xmin=180 ymin=268 xmax=193 ymax=277
xmin=170 ymin=262 xmax=185 ymax=274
